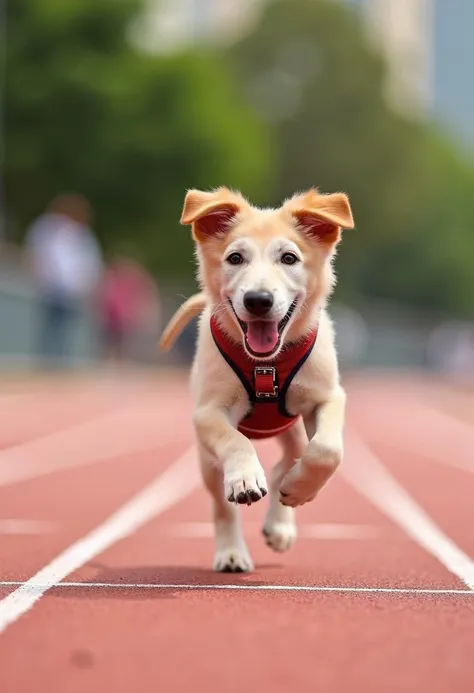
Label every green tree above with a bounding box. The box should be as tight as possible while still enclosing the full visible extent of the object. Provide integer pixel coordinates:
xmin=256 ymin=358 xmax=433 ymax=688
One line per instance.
xmin=227 ymin=0 xmax=474 ymax=316
xmin=5 ymin=0 xmax=273 ymax=278
xmin=364 ymin=128 xmax=474 ymax=317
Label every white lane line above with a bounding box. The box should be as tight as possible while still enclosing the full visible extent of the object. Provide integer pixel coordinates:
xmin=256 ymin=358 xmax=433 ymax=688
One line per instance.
xmin=0 ymin=446 xmax=199 ymax=635
xmin=0 ymin=520 xmax=379 ymax=539
xmin=0 ymin=519 xmax=55 ymax=535
xmin=0 ymin=581 xmax=472 ymax=596
xmin=342 ymin=429 xmax=474 ymax=590
xmin=167 ymin=522 xmax=380 ymax=539
xmin=0 ymin=405 xmax=193 ymax=488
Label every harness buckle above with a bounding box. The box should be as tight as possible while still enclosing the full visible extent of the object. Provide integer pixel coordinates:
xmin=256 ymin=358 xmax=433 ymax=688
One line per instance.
xmin=254 ymin=366 xmax=279 ymax=399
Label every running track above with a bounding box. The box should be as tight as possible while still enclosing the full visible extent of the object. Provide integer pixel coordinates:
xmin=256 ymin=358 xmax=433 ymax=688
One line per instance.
xmin=0 ymin=369 xmax=473 ymax=692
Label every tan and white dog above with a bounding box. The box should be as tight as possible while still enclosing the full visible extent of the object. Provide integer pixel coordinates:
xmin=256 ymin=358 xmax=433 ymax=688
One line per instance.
xmin=159 ymin=186 xmax=354 ymax=572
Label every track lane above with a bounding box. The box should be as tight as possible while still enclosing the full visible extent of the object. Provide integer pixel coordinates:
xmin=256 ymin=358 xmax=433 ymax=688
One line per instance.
xmin=0 ymin=378 xmax=194 ymax=581
xmin=0 ymin=373 xmax=473 ymax=693
xmin=0 ymin=377 xmax=156 ymax=446
xmin=0 ymin=441 xmax=192 ymax=582
xmin=0 ymin=377 xmax=192 ymax=450
xmin=2 ymin=590 xmax=474 ymax=693
xmin=347 ymin=383 xmax=474 ymax=556
xmin=2 ymin=434 xmax=472 ymax=692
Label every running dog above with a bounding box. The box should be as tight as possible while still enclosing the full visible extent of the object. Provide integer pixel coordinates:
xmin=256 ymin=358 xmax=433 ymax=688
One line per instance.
xmin=159 ymin=186 xmax=354 ymax=572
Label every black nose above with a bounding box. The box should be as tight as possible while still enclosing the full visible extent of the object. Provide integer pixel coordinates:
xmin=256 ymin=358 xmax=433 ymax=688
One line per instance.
xmin=243 ymin=290 xmax=274 ymax=317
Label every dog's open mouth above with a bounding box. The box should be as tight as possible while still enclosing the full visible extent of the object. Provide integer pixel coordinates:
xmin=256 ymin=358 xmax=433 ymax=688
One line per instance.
xmin=231 ymin=299 xmax=298 ymax=358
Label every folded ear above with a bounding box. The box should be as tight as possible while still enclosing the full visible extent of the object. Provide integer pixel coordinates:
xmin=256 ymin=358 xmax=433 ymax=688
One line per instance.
xmin=285 ymin=188 xmax=354 ymax=246
xmin=180 ymin=187 xmax=245 ymax=242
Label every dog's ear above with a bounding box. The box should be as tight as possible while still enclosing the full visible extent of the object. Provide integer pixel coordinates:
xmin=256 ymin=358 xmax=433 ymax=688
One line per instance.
xmin=286 ymin=188 xmax=354 ymax=246
xmin=180 ymin=188 xmax=244 ymax=242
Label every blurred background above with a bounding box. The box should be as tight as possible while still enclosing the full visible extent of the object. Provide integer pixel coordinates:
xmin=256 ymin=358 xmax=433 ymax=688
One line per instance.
xmin=2 ymin=0 xmax=474 ymax=378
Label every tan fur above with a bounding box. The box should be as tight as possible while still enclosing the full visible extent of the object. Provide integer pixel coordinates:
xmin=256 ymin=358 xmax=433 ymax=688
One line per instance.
xmin=161 ymin=186 xmax=354 ymax=572
xmin=158 ymin=292 xmax=207 ymax=351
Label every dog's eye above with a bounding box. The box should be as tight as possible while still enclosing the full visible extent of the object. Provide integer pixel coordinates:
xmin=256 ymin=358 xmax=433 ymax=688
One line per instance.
xmin=281 ymin=252 xmax=299 ymax=265
xmin=226 ymin=252 xmax=244 ymax=265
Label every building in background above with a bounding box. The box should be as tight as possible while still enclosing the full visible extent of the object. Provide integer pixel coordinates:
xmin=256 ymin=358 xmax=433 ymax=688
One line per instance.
xmin=431 ymin=0 xmax=474 ymax=148
xmin=133 ymin=0 xmax=474 ymax=150
xmin=360 ymin=0 xmax=434 ymax=119
xmin=345 ymin=0 xmax=474 ymax=148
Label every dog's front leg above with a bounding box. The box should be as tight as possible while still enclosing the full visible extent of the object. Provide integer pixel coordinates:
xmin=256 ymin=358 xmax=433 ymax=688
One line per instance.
xmin=199 ymin=445 xmax=254 ymax=573
xmin=262 ymin=417 xmax=307 ymax=553
xmin=279 ymin=385 xmax=346 ymax=507
xmin=194 ymin=406 xmax=268 ymax=505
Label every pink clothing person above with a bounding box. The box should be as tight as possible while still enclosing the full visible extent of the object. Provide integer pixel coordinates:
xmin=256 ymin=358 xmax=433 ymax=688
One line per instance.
xmin=99 ymin=257 xmax=159 ymax=362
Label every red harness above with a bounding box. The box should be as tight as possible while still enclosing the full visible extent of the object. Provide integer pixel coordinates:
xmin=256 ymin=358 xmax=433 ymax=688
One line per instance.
xmin=210 ymin=316 xmax=318 ymax=440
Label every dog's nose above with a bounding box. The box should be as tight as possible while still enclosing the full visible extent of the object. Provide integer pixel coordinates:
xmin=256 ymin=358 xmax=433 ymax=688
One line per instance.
xmin=243 ymin=290 xmax=274 ymax=317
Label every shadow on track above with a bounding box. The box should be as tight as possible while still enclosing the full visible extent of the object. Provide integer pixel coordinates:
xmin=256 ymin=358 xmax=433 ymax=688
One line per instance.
xmin=49 ymin=562 xmax=284 ymax=601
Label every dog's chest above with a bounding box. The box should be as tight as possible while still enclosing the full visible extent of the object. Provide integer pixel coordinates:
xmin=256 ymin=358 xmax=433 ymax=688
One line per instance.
xmin=285 ymin=377 xmax=315 ymax=417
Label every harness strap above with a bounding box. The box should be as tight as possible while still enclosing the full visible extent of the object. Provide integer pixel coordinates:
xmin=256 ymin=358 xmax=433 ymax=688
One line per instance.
xmin=210 ymin=316 xmax=318 ymax=407
xmin=210 ymin=315 xmax=318 ymax=439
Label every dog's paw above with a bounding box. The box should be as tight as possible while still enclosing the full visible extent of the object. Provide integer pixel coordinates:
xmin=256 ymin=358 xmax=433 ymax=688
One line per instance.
xmin=279 ymin=441 xmax=342 ymax=507
xmin=213 ymin=546 xmax=254 ymax=573
xmin=279 ymin=474 xmax=316 ymax=507
xmin=278 ymin=461 xmax=320 ymax=508
xmin=224 ymin=463 xmax=268 ymax=505
xmin=262 ymin=520 xmax=297 ymax=553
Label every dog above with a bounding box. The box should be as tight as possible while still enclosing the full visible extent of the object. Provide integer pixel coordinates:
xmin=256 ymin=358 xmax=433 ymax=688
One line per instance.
xmin=159 ymin=186 xmax=354 ymax=572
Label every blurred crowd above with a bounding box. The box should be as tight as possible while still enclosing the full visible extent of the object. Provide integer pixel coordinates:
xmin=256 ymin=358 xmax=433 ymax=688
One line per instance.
xmin=22 ymin=193 xmax=161 ymax=368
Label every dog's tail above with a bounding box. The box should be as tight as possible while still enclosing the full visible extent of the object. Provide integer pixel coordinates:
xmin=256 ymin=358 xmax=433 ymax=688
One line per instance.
xmin=158 ymin=292 xmax=207 ymax=352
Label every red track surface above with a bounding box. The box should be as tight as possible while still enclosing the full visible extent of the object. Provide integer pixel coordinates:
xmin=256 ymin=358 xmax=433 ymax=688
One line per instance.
xmin=0 ymin=370 xmax=473 ymax=692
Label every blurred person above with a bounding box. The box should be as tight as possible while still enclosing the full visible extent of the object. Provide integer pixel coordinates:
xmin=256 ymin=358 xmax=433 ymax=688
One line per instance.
xmin=24 ymin=193 xmax=103 ymax=366
xmin=98 ymin=249 xmax=160 ymax=366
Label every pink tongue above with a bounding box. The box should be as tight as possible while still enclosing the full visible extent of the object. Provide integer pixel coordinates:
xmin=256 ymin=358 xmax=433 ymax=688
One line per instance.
xmin=246 ymin=321 xmax=279 ymax=354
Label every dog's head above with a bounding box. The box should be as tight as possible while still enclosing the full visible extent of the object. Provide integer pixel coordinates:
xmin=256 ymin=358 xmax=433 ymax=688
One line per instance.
xmin=181 ymin=186 xmax=354 ymax=359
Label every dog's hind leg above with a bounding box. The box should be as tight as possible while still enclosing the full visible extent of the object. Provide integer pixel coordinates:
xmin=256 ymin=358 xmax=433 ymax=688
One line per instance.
xmin=262 ymin=417 xmax=308 ymax=553
xmin=199 ymin=447 xmax=253 ymax=573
